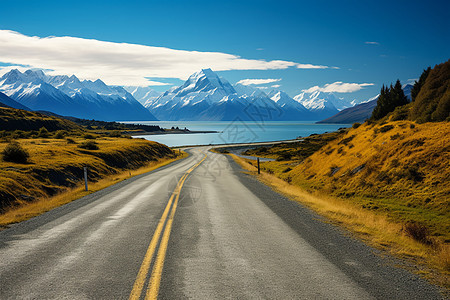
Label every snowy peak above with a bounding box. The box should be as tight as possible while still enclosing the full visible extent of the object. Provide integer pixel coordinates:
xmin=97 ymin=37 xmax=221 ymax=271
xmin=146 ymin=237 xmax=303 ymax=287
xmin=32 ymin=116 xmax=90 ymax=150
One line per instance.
xmin=294 ymin=91 xmax=351 ymax=112
xmin=24 ymin=69 xmax=46 ymax=81
xmin=124 ymin=86 xmax=162 ymax=105
xmin=145 ymin=68 xmax=328 ymax=121
xmin=268 ymin=90 xmax=289 ymax=102
xmin=268 ymin=90 xmax=308 ymax=112
xmin=402 ymin=83 xmax=413 ymax=101
xmin=0 ymin=68 xmax=157 ymax=121
xmin=1 ymin=69 xmax=36 ymax=85
xmin=175 ymin=68 xmax=236 ymax=98
xmin=234 ymin=83 xmax=267 ymax=98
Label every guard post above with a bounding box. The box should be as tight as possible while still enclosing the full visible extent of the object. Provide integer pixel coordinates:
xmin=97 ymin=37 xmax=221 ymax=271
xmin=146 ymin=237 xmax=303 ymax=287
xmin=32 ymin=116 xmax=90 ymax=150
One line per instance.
xmin=84 ymin=167 xmax=88 ymax=191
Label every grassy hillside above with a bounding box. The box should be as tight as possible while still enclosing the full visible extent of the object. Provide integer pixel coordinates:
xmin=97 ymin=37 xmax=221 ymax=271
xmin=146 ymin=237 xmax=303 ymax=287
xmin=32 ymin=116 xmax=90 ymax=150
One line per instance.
xmin=0 ymin=106 xmax=178 ymax=215
xmin=240 ymin=119 xmax=449 ymax=285
xmin=0 ymin=107 xmax=82 ymax=132
xmin=410 ymin=60 xmax=450 ymax=122
xmin=0 ymin=137 xmax=175 ymax=212
xmin=257 ymin=121 xmax=449 ymax=240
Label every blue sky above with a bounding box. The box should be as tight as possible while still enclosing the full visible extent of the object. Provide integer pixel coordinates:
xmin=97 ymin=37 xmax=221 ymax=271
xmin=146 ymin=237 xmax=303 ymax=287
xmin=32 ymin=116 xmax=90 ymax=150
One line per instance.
xmin=0 ymin=0 xmax=449 ymax=101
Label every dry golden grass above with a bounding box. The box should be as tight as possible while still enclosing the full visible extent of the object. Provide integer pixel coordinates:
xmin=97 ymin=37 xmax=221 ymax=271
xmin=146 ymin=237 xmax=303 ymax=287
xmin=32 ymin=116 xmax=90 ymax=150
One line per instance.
xmin=0 ymin=136 xmax=185 ymax=226
xmin=230 ymin=153 xmax=450 ymax=288
xmin=0 ymin=151 xmax=186 ymax=227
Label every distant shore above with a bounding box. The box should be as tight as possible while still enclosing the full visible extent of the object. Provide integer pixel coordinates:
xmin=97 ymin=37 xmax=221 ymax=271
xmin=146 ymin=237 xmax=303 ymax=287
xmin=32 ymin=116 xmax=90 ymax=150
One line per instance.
xmin=129 ymin=129 xmax=218 ymax=136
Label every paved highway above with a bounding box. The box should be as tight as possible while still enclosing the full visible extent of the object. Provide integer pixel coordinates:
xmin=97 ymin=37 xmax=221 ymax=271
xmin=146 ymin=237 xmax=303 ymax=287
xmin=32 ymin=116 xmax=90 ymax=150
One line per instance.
xmin=0 ymin=147 xmax=443 ymax=299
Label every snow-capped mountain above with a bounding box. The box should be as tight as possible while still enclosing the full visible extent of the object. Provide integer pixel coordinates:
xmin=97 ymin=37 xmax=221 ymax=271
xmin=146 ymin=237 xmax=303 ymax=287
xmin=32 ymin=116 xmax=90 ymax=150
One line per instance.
xmin=293 ymin=91 xmax=342 ymax=119
xmin=268 ymin=90 xmax=304 ymax=110
xmin=144 ymin=69 xmax=245 ymax=120
xmin=0 ymin=69 xmax=157 ymax=121
xmin=294 ymin=91 xmax=353 ymax=111
xmin=234 ymin=83 xmax=267 ymax=98
xmin=144 ymin=69 xmax=338 ymax=121
xmin=402 ymin=83 xmax=413 ymax=101
xmin=123 ymin=86 xmax=162 ymax=106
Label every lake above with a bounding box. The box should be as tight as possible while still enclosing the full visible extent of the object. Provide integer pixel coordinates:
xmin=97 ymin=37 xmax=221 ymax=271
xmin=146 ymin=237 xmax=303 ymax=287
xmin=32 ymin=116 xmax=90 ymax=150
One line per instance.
xmin=124 ymin=121 xmax=350 ymax=147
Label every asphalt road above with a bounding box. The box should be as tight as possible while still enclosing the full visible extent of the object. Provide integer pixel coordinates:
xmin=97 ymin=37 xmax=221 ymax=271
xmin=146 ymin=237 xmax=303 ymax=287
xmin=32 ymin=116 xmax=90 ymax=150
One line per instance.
xmin=0 ymin=147 xmax=443 ymax=299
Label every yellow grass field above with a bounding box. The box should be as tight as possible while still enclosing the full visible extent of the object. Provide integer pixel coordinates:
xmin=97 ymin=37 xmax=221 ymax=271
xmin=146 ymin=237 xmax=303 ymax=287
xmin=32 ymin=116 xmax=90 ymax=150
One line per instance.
xmin=0 ymin=136 xmax=185 ymax=227
xmin=230 ymin=120 xmax=450 ymax=288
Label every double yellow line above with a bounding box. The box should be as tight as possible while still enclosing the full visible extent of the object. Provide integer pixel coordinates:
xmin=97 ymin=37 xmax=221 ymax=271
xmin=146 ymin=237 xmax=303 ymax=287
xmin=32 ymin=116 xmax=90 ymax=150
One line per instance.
xmin=129 ymin=154 xmax=207 ymax=300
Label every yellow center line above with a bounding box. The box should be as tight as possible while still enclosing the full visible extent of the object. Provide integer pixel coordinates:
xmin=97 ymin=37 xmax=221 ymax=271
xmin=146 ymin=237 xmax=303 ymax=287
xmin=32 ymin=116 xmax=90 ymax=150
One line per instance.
xmin=128 ymin=175 xmax=186 ymax=300
xmin=129 ymin=154 xmax=207 ymax=300
xmin=145 ymin=173 xmax=188 ymax=300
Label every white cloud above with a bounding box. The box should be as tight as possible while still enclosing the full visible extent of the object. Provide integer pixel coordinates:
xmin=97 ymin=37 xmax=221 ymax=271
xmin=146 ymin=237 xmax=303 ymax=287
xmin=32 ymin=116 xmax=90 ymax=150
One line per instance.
xmin=296 ymin=64 xmax=329 ymax=69
xmin=0 ymin=30 xmax=331 ymax=86
xmin=303 ymin=81 xmax=374 ymax=93
xmin=365 ymin=41 xmax=379 ymax=45
xmin=236 ymin=78 xmax=282 ymax=86
xmin=271 ymin=84 xmax=281 ymax=88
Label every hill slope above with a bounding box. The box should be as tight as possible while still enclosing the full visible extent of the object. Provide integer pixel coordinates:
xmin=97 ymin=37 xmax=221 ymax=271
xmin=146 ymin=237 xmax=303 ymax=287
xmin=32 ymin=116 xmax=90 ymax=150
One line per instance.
xmin=409 ymin=60 xmax=450 ymax=122
xmin=0 ymin=92 xmax=30 ymax=110
xmin=267 ymin=121 xmax=450 ymax=241
xmin=0 ymin=107 xmax=82 ymax=132
xmin=317 ymin=97 xmax=378 ymax=124
xmin=0 ymin=137 xmax=175 ymax=211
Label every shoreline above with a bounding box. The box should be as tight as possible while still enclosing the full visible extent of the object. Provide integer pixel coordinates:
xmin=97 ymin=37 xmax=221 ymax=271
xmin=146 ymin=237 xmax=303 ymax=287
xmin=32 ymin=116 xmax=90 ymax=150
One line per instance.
xmin=129 ymin=130 xmax=218 ymax=136
xmin=172 ymin=138 xmax=302 ymax=149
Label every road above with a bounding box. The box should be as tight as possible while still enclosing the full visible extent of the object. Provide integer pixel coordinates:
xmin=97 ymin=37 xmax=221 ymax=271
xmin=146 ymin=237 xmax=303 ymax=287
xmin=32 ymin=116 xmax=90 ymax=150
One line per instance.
xmin=0 ymin=147 xmax=443 ymax=299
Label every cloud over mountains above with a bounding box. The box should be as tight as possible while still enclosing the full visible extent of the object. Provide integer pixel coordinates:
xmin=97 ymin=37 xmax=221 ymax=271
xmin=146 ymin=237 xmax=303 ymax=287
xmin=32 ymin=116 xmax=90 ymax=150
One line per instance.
xmin=0 ymin=30 xmax=332 ymax=86
xmin=303 ymin=81 xmax=374 ymax=93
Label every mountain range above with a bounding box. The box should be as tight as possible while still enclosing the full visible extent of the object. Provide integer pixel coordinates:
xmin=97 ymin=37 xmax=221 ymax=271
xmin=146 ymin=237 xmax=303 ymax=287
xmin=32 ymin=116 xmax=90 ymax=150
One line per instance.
xmin=137 ymin=68 xmax=355 ymax=121
xmin=0 ymin=68 xmax=392 ymax=123
xmin=0 ymin=69 xmax=157 ymax=121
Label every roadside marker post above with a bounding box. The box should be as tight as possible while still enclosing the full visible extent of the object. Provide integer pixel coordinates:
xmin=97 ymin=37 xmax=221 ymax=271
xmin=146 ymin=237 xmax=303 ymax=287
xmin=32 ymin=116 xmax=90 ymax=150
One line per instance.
xmin=257 ymin=158 xmax=260 ymax=174
xmin=84 ymin=167 xmax=88 ymax=191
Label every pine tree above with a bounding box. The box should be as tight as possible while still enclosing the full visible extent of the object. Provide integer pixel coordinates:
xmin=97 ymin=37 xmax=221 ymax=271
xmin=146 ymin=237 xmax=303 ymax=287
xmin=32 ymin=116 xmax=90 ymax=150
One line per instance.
xmin=392 ymin=79 xmax=409 ymax=107
xmin=371 ymin=85 xmax=389 ymax=120
xmin=411 ymin=67 xmax=431 ymax=101
xmin=370 ymin=80 xmax=409 ymax=120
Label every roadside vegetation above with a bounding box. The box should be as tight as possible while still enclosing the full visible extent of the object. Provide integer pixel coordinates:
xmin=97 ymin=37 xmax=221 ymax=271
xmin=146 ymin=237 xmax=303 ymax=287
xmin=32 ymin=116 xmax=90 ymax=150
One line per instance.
xmin=232 ymin=60 xmax=450 ymax=288
xmin=0 ymin=106 xmax=184 ymax=227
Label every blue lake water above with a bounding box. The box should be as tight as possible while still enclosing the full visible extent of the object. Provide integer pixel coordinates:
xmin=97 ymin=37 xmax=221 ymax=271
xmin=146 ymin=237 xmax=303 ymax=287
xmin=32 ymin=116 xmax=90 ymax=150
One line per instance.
xmin=124 ymin=121 xmax=350 ymax=147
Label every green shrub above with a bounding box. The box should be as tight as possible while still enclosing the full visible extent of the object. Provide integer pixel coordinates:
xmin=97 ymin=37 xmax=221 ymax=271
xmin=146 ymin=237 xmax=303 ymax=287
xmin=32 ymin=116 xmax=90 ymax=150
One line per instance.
xmin=54 ymin=130 xmax=67 ymax=139
xmin=390 ymin=133 xmax=401 ymax=140
xmin=82 ymin=133 xmax=96 ymax=139
xmin=78 ymin=140 xmax=99 ymax=150
xmin=377 ymin=124 xmax=394 ymax=133
xmin=404 ymin=222 xmax=432 ymax=245
xmin=352 ymin=123 xmax=361 ymax=129
xmin=276 ymin=152 xmax=292 ymax=161
xmin=11 ymin=130 xmax=31 ymax=139
xmin=2 ymin=141 xmax=30 ymax=163
xmin=38 ymin=127 xmax=50 ymax=138
xmin=109 ymin=130 xmax=122 ymax=138
xmin=338 ymin=135 xmax=355 ymax=145
xmin=282 ymin=167 xmax=292 ymax=173
xmin=404 ymin=165 xmax=424 ymax=182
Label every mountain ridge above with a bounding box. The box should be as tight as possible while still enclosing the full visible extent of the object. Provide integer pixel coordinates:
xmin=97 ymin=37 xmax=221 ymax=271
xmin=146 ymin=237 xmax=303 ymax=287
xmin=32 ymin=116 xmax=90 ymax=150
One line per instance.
xmin=143 ymin=68 xmax=345 ymax=121
xmin=0 ymin=69 xmax=157 ymax=121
